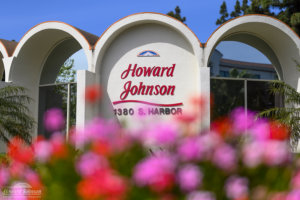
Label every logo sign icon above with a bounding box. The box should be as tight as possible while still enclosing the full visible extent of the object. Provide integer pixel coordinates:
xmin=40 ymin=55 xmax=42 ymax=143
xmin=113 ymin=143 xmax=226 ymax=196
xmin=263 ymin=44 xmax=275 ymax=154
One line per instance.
xmin=137 ymin=50 xmax=160 ymax=57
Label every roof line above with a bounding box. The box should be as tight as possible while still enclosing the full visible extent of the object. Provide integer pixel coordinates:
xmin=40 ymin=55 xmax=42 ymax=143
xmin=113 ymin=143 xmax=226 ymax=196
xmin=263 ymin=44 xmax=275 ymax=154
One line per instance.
xmin=11 ymin=21 xmax=98 ymax=56
xmin=94 ymin=12 xmax=202 ymax=48
xmin=205 ymin=14 xmax=300 ymax=47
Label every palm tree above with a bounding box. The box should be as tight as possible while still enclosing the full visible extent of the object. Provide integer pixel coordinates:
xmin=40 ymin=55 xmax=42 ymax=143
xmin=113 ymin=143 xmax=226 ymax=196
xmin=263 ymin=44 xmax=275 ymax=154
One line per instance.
xmin=0 ymin=85 xmax=35 ymax=144
xmin=260 ymin=66 xmax=300 ymax=151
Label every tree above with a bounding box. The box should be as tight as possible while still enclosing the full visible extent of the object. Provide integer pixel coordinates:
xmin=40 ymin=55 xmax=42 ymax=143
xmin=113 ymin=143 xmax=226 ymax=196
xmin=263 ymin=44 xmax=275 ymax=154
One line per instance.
xmin=230 ymin=0 xmax=242 ymax=18
xmin=0 ymin=85 xmax=34 ymax=144
xmin=216 ymin=1 xmax=229 ymax=25
xmin=56 ymin=59 xmax=76 ymax=83
xmin=167 ymin=6 xmax=186 ymax=23
xmin=216 ymin=0 xmax=300 ymax=36
xmin=55 ymin=59 xmax=77 ymax=129
xmin=259 ymin=66 xmax=300 ymax=151
xmin=241 ymin=0 xmax=250 ymax=14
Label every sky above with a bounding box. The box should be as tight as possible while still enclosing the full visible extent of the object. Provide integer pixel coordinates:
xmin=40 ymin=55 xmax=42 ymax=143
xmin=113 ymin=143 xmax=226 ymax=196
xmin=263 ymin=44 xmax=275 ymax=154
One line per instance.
xmin=0 ymin=0 xmax=270 ymax=70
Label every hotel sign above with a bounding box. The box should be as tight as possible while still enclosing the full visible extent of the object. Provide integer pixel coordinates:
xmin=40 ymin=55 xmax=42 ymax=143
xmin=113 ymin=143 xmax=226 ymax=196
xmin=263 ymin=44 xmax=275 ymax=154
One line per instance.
xmin=107 ymin=46 xmax=199 ymax=125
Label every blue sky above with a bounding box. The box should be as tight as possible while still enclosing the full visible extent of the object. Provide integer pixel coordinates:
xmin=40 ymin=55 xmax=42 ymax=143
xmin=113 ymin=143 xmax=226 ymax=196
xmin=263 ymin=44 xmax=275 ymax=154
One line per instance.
xmin=0 ymin=0 xmax=270 ymax=70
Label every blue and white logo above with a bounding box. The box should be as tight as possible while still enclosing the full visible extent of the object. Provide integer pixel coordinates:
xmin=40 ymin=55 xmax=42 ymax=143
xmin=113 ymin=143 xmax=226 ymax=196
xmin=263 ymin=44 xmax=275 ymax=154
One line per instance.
xmin=137 ymin=50 xmax=160 ymax=57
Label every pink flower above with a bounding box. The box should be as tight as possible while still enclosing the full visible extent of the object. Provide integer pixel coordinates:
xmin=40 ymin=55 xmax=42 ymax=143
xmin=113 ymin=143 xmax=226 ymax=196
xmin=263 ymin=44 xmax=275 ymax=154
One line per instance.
xmin=33 ymin=140 xmax=53 ymax=162
xmin=0 ymin=168 xmax=9 ymax=187
xmin=242 ymin=141 xmax=263 ymax=167
xmin=225 ymin=176 xmax=249 ymax=199
xmin=287 ymin=190 xmax=300 ymax=200
xmin=24 ymin=169 xmax=41 ymax=187
xmin=198 ymin=132 xmax=221 ymax=154
xmin=178 ymin=164 xmax=202 ymax=191
xmin=213 ymin=144 xmax=237 ymax=171
xmin=10 ymin=182 xmax=28 ymax=200
xmin=249 ymin=119 xmax=270 ymax=141
xmin=263 ymin=141 xmax=290 ymax=166
xmin=187 ymin=191 xmax=216 ymax=200
xmin=143 ymin=122 xmax=178 ymax=146
xmin=76 ymin=152 xmax=108 ymax=177
xmin=231 ymin=107 xmax=255 ymax=133
xmin=44 ymin=108 xmax=65 ymax=132
xmin=134 ymin=153 xmax=175 ymax=192
xmin=73 ymin=118 xmax=121 ymax=147
xmin=177 ymin=137 xmax=204 ymax=161
xmin=292 ymin=171 xmax=300 ymax=189
xmin=286 ymin=190 xmax=300 ymax=200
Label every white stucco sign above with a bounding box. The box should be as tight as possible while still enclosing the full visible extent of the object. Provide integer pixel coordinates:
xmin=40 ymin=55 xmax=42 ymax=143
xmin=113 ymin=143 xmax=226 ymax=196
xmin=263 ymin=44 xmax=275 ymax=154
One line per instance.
xmin=107 ymin=47 xmax=199 ymax=124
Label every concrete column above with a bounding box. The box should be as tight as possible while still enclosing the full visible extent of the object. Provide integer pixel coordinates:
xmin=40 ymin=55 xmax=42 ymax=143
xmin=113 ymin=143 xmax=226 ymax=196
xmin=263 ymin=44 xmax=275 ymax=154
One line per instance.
xmin=76 ymin=70 xmax=97 ymax=128
xmin=199 ymin=67 xmax=210 ymax=129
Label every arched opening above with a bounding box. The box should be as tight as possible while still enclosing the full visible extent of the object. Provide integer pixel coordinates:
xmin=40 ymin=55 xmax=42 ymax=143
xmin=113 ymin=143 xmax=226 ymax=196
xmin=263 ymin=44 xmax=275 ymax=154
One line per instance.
xmin=205 ymin=15 xmax=300 ymax=121
xmin=38 ymin=41 xmax=89 ymax=138
xmin=209 ymin=39 xmax=282 ymax=120
xmin=7 ymin=22 xmax=97 ymax=138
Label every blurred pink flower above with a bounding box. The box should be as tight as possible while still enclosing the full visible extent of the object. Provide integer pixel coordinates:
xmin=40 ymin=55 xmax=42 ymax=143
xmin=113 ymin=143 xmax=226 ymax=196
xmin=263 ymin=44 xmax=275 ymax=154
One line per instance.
xmin=231 ymin=107 xmax=255 ymax=133
xmin=143 ymin=122 xmax=178 ymax=146
xmin=24 ymin=169 xmax=41 ymax=187
xmin=0 ymin=168 xmax=9 ymax=187
xmin=177 ymin=137 xmax=204 ymax=161
xmin=187 ymin=191 xmax=216 ymax=200
xmin=33 ymin=140 xmax=53 ymax=162
xmin=44 ymin=108 xmax=65 ymax=132
xmin=76 ymin=152 xmax=108 ymax=177
xmin=72 ymin=118 xmax=121 ymax=147
xmin=178 ymin=164 xmax=202 ymax=191
xmin=10 ymin=182 xmax=27 ymax=200
xmin=134 ymin=153 xmax=175 ymax=192
xmin=213 ymin=144 xmax=237 ymax=171
xmin=242 ymin=141 xmax=263 ymax=168
xmin=198 ymin=132 xmax=221 ymax=155
xmin=225 ymin=176 xmax=249 ymax=199
xmin=292 ymin=171 xmax=300 ymax=189
xmin=263 ymin=141 xmax=290 ymax=166
xmin=287 ymin=190 xmax=300 ymax=200
xmin=249 ymin=119 xmax=270 ymax=141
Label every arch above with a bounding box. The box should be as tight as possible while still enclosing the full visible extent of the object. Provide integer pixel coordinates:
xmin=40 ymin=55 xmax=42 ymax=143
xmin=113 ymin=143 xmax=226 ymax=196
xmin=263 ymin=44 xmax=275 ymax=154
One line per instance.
xmin=6 ymin=21 xmax=98 ymax=136
xmin=205 ymin=14 xmax=300 ymax=89
xmin=8 ymin=21 xmax=98 ymax=82
xmin=91 ymin=13 xmax=204 ymax=119
xmin=0 ymin=39 xmax=17 ymax=81
xmin=93 ymin=12 xmax=202 ymax=73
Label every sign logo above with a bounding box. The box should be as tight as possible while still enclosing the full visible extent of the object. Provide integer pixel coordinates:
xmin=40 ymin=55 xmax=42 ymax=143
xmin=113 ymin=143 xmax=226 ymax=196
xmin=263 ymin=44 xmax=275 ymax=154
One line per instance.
xmin=137 ymin=50 xmax=160 ymax=57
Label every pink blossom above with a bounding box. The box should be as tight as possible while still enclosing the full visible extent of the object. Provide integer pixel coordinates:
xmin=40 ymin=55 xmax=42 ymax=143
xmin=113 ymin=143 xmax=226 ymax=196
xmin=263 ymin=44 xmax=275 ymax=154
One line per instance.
xmin=292 ymin=171 xmax=300 ymax=189
xmin=50 ymin=132 xmax=65 ymax=147
xmin=187 ymin=191 xmax=216 ymax=200
xmin=287 ymin=190 xmax=300 ymax=200
xmin=76 ymin=152 xmax=108 ymax=177
xmin=143 ymin=122 xmax=178 ymax=146
xmin=24 ymin=169 xmax=40 ymax=187
xmin=198 ymin=132 xmax=221 ymax=154
xmin=231 ymin=107 xmax=256 ymax=133
xmin=44 ymin=108 xmax=65 ymax=132
xmin=73 ymin=118 xmax=121 ymax=146
xmin=212 ymin=144 xmax=237 ymax=171
xmin=134 ymin=153 xmax=175 ymax=190
xmin=242 ymin=141 xmax=263 ymax=167
xmin=177 ymin=137 xmax=204 ymax=161
xmin=0 ymin=168 xmax=9 ymax=187
xmin=263 ymin=141 xmax=290 ymax=166
xmin=249 ymin=119 xmax=270 ymax=141
xmin=10 ymin=182 xmax=28 ymax=200
xmin=33 ymin=140 xmax=53 ymax=162
xmin=178 ymin=164 xmax=202 ymax=191
xmin=225 ymin=176 xmax=249 ymax=199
